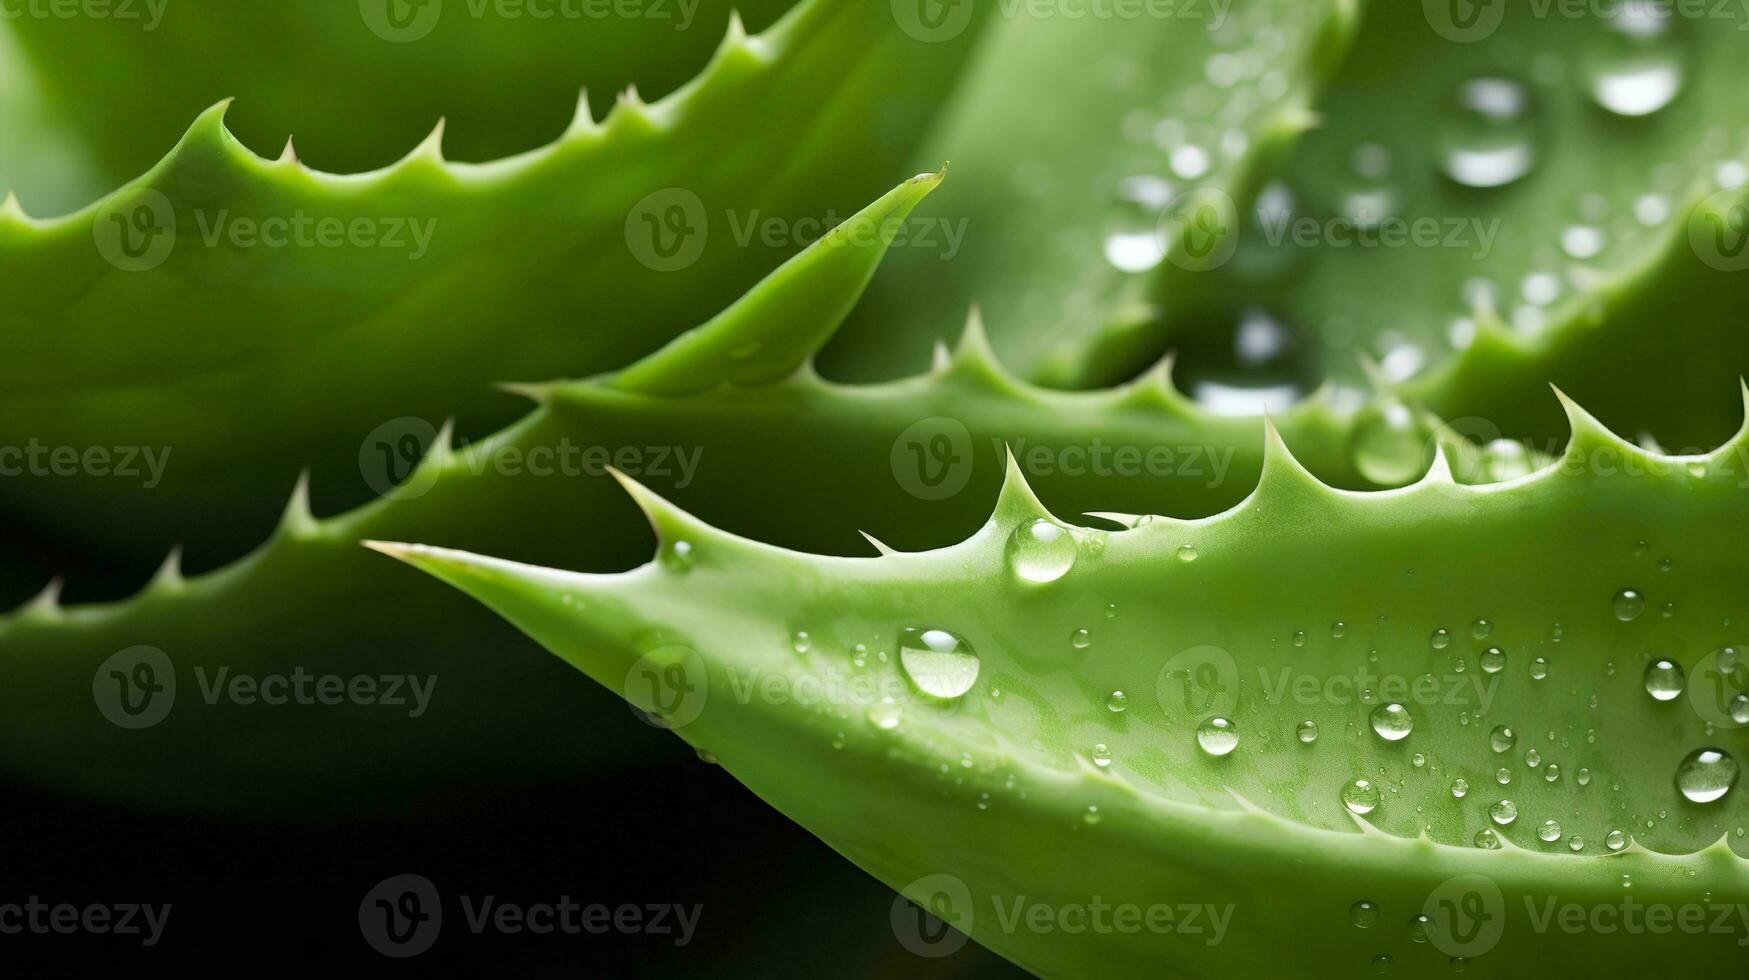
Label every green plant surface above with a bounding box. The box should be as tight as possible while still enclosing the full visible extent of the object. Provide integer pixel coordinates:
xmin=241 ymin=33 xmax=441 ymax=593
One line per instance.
xmin=825 ymin=0 xmax=1359 ymax=385
xmin=0 ymin=0 xmax=985 ymax=573
xmin=828 ymin=1 xmax=1749 ymax=453
xmin=375 ymin=397 xmax=1749 ymax=976
xmin=0 ymin=0 xmax=796 ymax=214
xmin=0 ymin=167 xmax=1520 ymax=817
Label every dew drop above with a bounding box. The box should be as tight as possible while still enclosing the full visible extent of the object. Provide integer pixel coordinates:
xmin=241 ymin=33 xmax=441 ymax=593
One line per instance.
xmin=1430 ymin=628 xmax=1451 ymax=650
xmin=1676 ymin=747 xmax=1739 ymax=803
xmin=1473 ymin=828 xmax=1501 ymax=849
xmin=1370 ymin=703 xmax=1414 ymax=742
xmin=1412 ymin=752 xmax=1427 ymax=769
xmin=1489 ymin=799 xmax=1519 ymax=826
xmin=1351 ymin=398 xmax=1430 ymax=485
xmin=1408 ymin=914 xmax=1430 ymax=943
xmin=1569 ymin=835 xmax=1584 ymax=852
xmin=1350 ymin=900 xmax=1379 ymax=928
xmin=1343 ymin=777 xmax=1382 ymax=815
xmin=866 ymin=701 xmax=903 ymax=731
xmin=1613 ymin=588 xmax=1646 ymax=621
xmin=1196 ymin=716 xmax=1239 ymax=756
xmin=1438 ymin=77 xmax=1539 ymax=188
xmin=1489 ymin=725 xmax=1517 ymax=753
xmin=897 ymin=627 xmax=980 ymax=699
xmin=1584 ymin=4 xmax=1687 ymax=117
xmin=1605 ymin=829 xmax=1628 ymax=851
xmin=1297 ymin=720 xmax=1320 ymax=744
xmin=1530 ymin=656 xmax=1550 ymax=680
xmin=1471 ymin=618 xmax=1493 ymax=640
xmin=1545 ymin=764 xmax=1561 ymax=783
xmin=1106 ymin=690 xmax=1129 ymax=713
xmin=1525 ymin=748 xmax=1541 ymax=768
xmin=1730 ymin=693 xmax=1749 ymax=725
xmin=1007 ymin=518 xmax=1078 ymax=583
xmin=1083 ymin=804 xmax=1101 ymax=825
xmin=1577 ymin=767 xmax=1592 ymax=786
xmin=1538 ymin=819 xmax=1562 ymax=843
xmin=1451 ymin=778 xmax=1469 ymax=798
xmin=1103 ymin=176 xmax=1173 ymax=273
xmin=1495 ymin=767 xmax=1512 ymax=785
xmin=791 ymin=631 xmax=812 ymax=654
xmin=1643 ymin=659 xmax=1685 ymax=701
xmin=664 ymin=539 xmax=695 ymax=572
xmin=1177 ymin=543 xmax=1199 ymax=563
xmin=1480 ymin=647 xmax=1506 ymax=674
xmin=1070 ymin=628 xmax=1093 ymax=650
xmin=1092 ymin=743 xmax=1113 ymax=768
xmin=1332 ymin=620 xmax=1348 ymax=639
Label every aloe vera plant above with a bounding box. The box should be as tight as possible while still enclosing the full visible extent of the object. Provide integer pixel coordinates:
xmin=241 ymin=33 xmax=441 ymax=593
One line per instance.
xmin=377 ymin=402 xmax=1749 ymax=974
xmin=0 ymin=0 xmax=984 ymax=569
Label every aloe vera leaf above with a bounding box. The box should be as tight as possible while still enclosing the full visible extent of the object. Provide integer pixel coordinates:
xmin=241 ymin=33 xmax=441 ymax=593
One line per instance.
xmin=0 ymin=0 xmax=986 ymax=571
xmin=822 ymin=0 xmax=1359 ymax=385
xmin=0 ymin=0 xmax=796 ymax=213
xmin=0 ymin=167 xmax=1496 ymax=816
xmin=377 ymin=396 xmax=1749 ymax=976
xmin=1117 ymin=2 xmax=1749 ymax=436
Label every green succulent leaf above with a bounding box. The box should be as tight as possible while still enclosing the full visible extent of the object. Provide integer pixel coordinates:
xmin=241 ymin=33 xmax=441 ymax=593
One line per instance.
xmin=0 ymin=0 xmax=797 ymax=212
xmin=825 ymin=0 xmax=1359 ymax=384
xmin=0 ymin=168 xmax=1508 ymax=816
xmin=378 ymin=397 xmax=1749 ymax=976
xmin=0 ymin=0 xmax=986 ymax=569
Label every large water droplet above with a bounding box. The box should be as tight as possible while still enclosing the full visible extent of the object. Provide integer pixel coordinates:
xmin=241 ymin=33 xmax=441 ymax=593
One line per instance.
xmin=1297 ymin=720 xmax=1319 ymax=744
xmin=1350 ymin=900 xmax=1379 ymax=928
xmin=1480 ymin=647 xmax=1506 ymax=674
xmin=1370 ymin=703 xmax=1414 ymax=742
xmin=1103 ymin=176 xmax=1174 ymax=273
xmin=1613 ymin=588 xmax=1646 ymax=621
xmin=1538 ymin=818 xmax=1563 ymax=843
xmin=1343 ymin=777 xmax=1382 ymax=815
xmin=898 ymin=627 xmax=980 ymax=699
xmin=1007 ymin=519 xmax=1078 ymax=584
xmin=1605 ymin=829 xmax=1628 ymax=851
xmin=1451 ymin=777 xmax=1469 ymax=798
xmin=1643 ymin=658 xmax=1686 ymax=701
xmin=1351 ymin=398 xmax=1431 ymax=485
xmin=1489 ymin=799 xmax=1519 ymax=826
xmin=1106 ymin=690 xmax=1129 ymax=713
xmin=1585 ymin=4 xmax=1687 ymax=117
xmin=1438 ymin=78 xmax=1539 ymax=188
xmin=1196 ymin=716 xmax=1239 ymax=756
xmin=1676 ymin=747 xmax=1739 ymax=803
xmin=1489 ymin=725 xmax=1517 ymax=753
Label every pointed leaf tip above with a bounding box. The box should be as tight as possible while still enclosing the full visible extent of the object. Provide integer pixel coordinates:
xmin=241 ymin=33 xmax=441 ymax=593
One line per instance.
xmin=611 ymin=172 xmax=944 ymax=396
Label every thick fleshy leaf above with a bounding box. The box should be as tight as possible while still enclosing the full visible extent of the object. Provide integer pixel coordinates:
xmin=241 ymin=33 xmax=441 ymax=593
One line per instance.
xmin=0 ymin=0 xmax=986 ymax=571
xmin=382 ymin=394 xmax=1749 ymax=976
